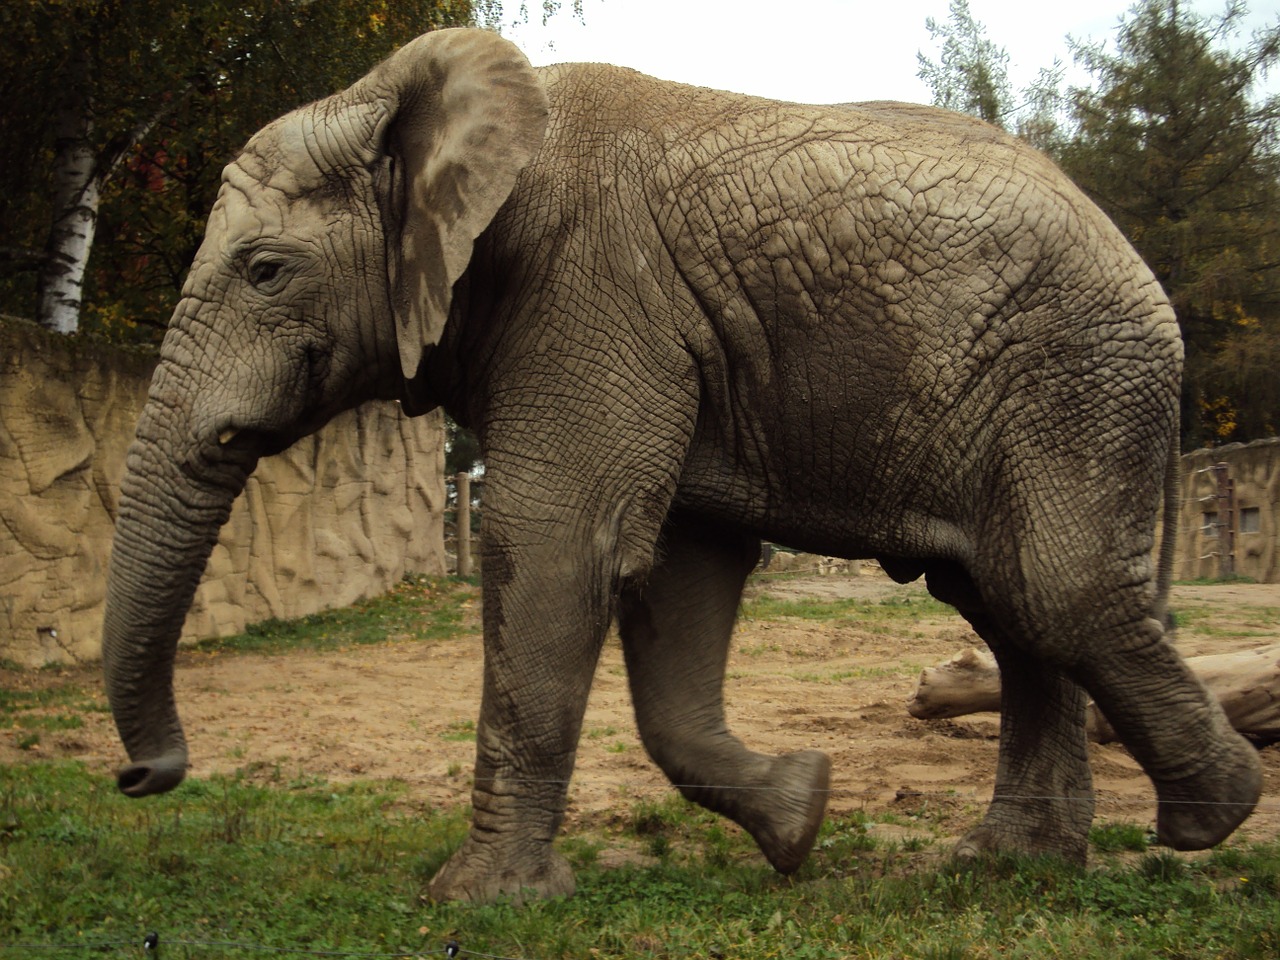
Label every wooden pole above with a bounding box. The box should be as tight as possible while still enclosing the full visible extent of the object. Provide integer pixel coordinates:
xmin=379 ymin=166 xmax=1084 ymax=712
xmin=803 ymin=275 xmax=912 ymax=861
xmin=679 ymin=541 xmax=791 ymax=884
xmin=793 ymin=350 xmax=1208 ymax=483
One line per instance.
xmin=456 ymin=472 xmax=472 ymax=578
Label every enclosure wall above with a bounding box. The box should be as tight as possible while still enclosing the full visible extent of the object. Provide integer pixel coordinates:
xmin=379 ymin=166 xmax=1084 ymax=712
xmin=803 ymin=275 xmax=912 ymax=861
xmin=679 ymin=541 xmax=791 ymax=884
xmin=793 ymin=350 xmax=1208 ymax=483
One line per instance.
xmin=1176 ymin=438 xmax=1280 ymax=584
xmin=0 ymin=318 xmax=446 ymax=666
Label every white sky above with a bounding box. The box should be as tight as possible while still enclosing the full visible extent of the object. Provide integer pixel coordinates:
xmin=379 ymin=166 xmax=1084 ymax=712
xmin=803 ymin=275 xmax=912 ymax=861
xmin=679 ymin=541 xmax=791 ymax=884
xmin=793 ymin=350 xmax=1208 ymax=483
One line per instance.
xmin=501 ymin=0 xmax=1280 ymax=106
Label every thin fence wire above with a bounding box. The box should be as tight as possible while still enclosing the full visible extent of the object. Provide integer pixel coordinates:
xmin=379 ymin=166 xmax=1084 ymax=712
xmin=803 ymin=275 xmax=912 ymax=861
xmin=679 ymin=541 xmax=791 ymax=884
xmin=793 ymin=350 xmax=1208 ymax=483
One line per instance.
xmin=447 ymin=773 xmax=1280 ymax=810
xmin=3 ymin=765 xmax=1276 ymax=957
xmin=0 ymin=936 xmax=525 ymax=959
xmin=9 ymin=490 xmax=1276 ymax=956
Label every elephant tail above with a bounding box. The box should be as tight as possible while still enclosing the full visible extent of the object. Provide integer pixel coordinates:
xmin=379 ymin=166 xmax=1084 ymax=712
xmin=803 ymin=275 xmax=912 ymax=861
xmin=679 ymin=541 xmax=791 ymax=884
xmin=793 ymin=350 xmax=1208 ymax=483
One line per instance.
xmin=1152 ymin=429 xmax=1181 ymax=635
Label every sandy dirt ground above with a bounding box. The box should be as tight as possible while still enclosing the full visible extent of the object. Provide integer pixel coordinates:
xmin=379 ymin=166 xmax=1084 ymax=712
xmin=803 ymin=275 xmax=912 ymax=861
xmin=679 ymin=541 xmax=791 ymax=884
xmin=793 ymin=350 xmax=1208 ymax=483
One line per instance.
xmin=5 ymin=568 xmax=1279 ymax=858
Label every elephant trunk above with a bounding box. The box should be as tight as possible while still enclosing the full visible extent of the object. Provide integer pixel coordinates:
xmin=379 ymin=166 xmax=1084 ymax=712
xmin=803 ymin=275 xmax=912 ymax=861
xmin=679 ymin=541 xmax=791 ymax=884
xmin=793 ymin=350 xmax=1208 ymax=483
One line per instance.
xmin=102 ymin=401 xmax=255 ymax=797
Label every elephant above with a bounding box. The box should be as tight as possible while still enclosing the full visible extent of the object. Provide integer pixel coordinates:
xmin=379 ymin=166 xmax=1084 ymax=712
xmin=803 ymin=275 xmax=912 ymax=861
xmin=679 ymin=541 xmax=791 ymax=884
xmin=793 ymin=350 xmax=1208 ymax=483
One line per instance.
xmin=101 ymin=27 xmax=1262 ymax=903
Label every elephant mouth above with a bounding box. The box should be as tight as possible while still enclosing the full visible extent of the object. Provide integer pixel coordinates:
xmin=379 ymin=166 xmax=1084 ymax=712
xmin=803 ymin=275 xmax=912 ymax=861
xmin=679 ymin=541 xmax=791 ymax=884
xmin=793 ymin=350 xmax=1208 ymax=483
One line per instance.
xmin=173 ymin=427 xmax=269 ymax=490
xmin=204 ymin=421 xmax=294 ymax=464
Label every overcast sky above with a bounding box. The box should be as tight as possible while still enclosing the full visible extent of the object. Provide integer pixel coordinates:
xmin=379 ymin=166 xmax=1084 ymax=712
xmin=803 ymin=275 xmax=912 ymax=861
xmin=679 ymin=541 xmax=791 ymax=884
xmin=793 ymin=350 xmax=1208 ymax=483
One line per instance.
xmin=501 ymin=0 xmax=1280 ymax=106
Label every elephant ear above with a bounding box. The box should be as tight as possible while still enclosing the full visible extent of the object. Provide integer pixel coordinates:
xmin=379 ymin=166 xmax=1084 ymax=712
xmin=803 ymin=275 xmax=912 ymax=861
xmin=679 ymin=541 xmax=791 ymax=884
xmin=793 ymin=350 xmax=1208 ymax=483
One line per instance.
xmin=351 ymin=29 xmax=549 ymax=379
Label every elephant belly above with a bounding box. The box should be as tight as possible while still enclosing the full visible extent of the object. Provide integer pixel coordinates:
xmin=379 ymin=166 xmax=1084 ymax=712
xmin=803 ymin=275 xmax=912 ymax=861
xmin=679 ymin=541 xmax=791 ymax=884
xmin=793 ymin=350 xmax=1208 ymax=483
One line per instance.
xmin=672 ymin=404 xmax=972 ymax=563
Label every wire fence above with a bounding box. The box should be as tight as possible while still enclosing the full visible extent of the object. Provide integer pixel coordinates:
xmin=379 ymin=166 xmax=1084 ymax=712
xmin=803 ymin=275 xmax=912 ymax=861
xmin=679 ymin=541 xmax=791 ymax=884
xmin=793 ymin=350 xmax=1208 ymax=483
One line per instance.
xmin=0 ymin=934 xmax=520 ymax=959
xmin=5 ymin=775 xmax=1278 ymax=958
xmin=5 ymin=776 xmax=1278 ymax=958
xmin=7 ymin=464 xmax=1274 ymax=957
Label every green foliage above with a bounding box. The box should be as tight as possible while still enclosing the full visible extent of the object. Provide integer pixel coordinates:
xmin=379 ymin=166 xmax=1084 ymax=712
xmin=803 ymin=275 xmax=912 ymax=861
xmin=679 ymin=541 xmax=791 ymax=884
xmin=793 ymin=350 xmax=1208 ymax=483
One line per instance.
xmin=918 ymin=0 xmax=1280 ymax=446
xmin=1165 ymin=601 xmax=1280 ymax=637
xmin=1056 ymin=0 xmax=1280 ymax=445
xmin=2 ymin=676 xmax=105 ymax=754
xmin=0 ymin=762 xmax=470 ymax=954
xmin=917 ymin=0 xmax=1013 ymax=125
xmin=445 ymin=416 xmax=483 ymax=477
xmin=814 ymin=812 xmax=878 ymax=858
xmin=0 ymin=1 xmax=482 ymax=336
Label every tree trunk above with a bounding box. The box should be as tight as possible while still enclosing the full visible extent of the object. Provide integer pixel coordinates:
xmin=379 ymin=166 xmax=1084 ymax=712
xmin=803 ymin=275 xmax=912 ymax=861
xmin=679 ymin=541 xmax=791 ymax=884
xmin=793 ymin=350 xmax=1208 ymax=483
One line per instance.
xmin=36 ymin=46 xmax=98 ymax=334
xmin=908 ymin=644 xmax=1280 ymax=743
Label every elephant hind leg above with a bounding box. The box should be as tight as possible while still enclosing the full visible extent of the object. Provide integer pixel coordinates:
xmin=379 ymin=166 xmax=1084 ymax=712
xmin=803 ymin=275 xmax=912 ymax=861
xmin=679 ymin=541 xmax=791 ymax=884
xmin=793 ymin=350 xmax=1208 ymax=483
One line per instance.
xmin=1071 ymin=618 xmax=1262 ymax=851
xmin=618 ymin=515 xmax=830 ymax=874
xmin=927 ymin=563 xmax=1094 ymax=862
xmin=962 ymin=489 xmax=1261 ymax=854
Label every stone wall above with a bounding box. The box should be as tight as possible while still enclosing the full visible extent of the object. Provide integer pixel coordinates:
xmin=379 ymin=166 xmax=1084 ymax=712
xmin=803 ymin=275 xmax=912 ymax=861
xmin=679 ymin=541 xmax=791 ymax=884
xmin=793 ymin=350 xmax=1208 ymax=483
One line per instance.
xmin=0 ymin=319 xmax=445 ymax=667
xmin=1177 ymin=438 xmax=1280 ymax=584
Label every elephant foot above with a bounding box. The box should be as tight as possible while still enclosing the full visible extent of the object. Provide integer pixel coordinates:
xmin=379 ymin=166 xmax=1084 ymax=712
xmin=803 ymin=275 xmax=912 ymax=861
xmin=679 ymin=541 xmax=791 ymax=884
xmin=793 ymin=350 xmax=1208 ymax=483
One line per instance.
xmin=1153 ymin=734 xmax=1261 ymax=850
xmin=954 ymin=825 xmax=1086 ymax=866
xmin=427 ymin=837 xmax=575 ymax=904
xmin=954 ymin=796 xmax=1091 ymax=865
xmin=736 ymin=750 xmax=831 ymax=874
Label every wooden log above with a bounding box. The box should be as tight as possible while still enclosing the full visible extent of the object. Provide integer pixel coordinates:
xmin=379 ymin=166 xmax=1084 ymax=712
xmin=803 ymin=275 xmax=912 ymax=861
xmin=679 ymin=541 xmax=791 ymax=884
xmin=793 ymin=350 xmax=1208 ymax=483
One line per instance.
xmin=907 ymin=644 xmax=1280 ymax=744
xmin=906 ymin=647 xmax=1001 ymax=719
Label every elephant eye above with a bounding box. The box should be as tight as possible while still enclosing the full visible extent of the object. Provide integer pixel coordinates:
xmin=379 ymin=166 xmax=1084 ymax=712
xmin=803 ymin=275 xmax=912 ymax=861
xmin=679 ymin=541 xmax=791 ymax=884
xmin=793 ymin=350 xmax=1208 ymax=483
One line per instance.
xmin=248 ymin=256 xmax=286 ymax=289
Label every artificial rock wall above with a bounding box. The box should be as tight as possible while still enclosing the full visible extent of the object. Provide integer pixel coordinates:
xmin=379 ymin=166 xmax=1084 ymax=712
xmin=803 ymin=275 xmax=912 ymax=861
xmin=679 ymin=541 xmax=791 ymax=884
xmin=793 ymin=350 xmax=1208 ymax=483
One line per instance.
xmin=1177 ymin=438 xmax=1280 ymax=584
xmin=0 ymin=318 xmax=446 ymax=666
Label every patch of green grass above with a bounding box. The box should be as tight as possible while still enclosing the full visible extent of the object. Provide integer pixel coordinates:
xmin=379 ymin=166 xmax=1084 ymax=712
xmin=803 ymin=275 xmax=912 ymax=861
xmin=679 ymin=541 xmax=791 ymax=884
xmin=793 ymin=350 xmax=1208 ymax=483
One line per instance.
xmin=738 ymin=641 xmax=782 ymax=657
xmin=0 ymin=685 xmax=69 ymax=714
xmin=624 ymin=794 xmax=756 ymax=866
xmin=439 ymin=719 xmax=476 ymax=742
xmin=1 ymin=675 xmax=105 ymax=751
xmin=815 ymin=812 xmax=877 ymax=856
xmin=791 ymin=664 xmax=923 ymax=683
xmin=13 ymin=713 xmax=83 ymax=732
xmin=0 ymin=761 xmax=469 ymax=955
xmin=1090 ymin=821 xmax=1151 ymax=853
xmin=791 ymin=669 xmax=858 ymax=684
xmin=1177 ymin=575 xmax=1257 ymax=586
xmin=741 ymin=592 xmax=954 ymax=628
xmin=196 ymin=575 xmax=478 ymax=656
xmin=1169 ymin=606 xmax=1207 ymax=632
xmin=1 ymin=763 xmax=1278 ymax=958
xmin=1169 ymin=602 xmax=1280 ymax=637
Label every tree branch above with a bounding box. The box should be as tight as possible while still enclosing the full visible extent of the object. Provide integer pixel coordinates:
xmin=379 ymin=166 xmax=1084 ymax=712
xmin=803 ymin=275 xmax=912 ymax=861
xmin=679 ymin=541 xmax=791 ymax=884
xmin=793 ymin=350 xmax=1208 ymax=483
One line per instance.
xmin=0 ymin=246 xmax=51 ymax=273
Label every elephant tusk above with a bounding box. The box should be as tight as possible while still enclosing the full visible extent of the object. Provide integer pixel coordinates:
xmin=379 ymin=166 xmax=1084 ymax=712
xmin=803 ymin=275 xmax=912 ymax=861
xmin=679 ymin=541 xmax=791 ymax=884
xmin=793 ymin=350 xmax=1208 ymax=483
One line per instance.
xmin=218 ymin=427 xmax=239 ymax=446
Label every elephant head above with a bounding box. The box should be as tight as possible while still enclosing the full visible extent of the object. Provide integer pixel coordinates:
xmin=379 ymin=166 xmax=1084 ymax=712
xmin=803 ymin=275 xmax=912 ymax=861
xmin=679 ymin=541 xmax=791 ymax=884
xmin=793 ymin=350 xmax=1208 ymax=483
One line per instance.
xmin=102 ymin=28 xmax=548 ymax=796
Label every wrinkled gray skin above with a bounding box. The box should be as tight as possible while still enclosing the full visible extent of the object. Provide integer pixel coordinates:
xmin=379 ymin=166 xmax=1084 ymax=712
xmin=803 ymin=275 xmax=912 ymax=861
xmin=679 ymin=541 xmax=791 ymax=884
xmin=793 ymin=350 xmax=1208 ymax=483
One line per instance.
xmin=102 ymin=28 xmax=1262 ymax=903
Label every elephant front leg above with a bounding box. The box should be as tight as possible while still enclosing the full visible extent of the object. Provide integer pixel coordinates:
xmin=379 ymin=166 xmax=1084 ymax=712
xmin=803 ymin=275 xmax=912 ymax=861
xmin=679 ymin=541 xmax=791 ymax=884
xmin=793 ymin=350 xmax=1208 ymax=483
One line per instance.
xmin=427 ymin=545 xmax=609 ymax=904
xmin=618 ymin=515 xmax=830 ymax=874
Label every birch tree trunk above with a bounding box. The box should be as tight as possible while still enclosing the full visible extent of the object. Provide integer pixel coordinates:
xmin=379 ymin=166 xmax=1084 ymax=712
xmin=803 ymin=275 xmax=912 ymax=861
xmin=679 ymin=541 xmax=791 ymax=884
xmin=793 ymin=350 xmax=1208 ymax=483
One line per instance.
xmin=36 ymin=47 xmax=98 ymax=335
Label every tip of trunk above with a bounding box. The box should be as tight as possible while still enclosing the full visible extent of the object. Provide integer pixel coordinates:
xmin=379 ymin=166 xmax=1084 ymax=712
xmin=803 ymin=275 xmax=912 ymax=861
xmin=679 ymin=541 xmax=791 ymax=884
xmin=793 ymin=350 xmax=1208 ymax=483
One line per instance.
xmin=116 ymin=750 xmax=188 ymax=797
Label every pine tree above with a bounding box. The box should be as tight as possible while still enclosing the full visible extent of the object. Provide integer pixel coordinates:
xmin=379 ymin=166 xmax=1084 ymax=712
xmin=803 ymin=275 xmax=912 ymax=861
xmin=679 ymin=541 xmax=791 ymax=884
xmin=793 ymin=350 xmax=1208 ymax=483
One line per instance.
xmin=1057 ymin=0 xmax=1280 ymax=444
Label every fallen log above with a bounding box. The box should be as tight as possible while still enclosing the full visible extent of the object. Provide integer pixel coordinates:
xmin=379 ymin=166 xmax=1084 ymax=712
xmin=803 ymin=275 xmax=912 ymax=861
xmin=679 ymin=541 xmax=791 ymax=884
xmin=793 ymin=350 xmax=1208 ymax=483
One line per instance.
xmin=907 ymin=643 xmax=1280 ymax=744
